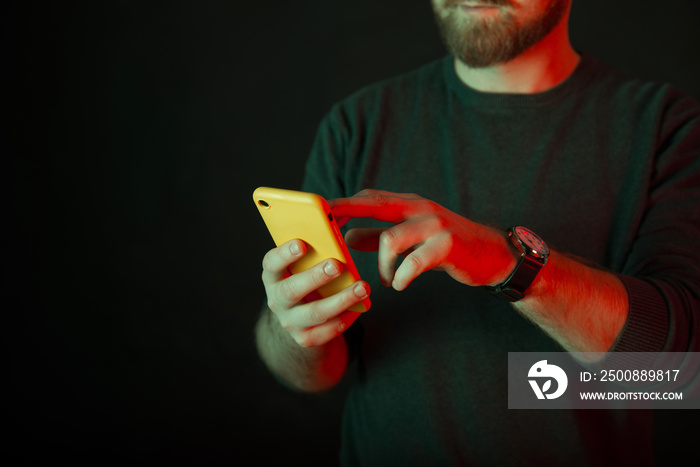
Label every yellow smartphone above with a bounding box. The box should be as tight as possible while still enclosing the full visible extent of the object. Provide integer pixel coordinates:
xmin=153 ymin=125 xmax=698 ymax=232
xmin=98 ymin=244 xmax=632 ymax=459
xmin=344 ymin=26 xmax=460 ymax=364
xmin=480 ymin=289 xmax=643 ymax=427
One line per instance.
xmin=253 ymin=186 xmax=370 ymax=313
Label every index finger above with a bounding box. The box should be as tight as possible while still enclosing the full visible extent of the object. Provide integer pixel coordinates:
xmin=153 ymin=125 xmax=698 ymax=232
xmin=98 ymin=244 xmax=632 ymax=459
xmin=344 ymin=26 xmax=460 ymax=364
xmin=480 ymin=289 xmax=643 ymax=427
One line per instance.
xmin=261 ymin=238 xmax=306 ymax=281
xmin=329 ymin=189 xmax=423 ymax=223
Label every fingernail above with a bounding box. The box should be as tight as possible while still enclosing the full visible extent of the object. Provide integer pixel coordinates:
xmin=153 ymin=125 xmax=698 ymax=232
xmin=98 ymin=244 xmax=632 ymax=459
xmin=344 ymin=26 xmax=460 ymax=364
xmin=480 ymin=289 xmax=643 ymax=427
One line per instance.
xmin=354 ymin=283 xmax=368 ymax=298
xmin=324 ymin=261 xmax=339 ymax=276
xmin=290 ymin=241 xmax=301 ymax=256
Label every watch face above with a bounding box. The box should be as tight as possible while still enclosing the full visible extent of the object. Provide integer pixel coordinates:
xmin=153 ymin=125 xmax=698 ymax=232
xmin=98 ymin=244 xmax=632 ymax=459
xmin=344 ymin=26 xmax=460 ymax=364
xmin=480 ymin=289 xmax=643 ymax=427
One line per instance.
xmin=514 ymin=226 xmax=550 ymax=258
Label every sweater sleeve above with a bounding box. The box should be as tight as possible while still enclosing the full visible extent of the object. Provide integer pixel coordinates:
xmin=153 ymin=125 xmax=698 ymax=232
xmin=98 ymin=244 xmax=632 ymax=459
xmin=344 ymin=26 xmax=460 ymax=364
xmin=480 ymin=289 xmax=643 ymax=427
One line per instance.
xmin=611 ymin=87 xmax=700 ymax=357
xmin=612 ymin=276 xmax=669 ymax=352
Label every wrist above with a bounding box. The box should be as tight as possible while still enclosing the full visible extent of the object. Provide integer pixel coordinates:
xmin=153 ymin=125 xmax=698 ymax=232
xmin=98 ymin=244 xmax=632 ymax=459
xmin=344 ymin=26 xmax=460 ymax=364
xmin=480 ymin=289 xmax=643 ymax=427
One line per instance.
xmin=484 ymin=226 xmax=550 ymax=302
xmin=486 ymin=228 xmax=521 ymax=287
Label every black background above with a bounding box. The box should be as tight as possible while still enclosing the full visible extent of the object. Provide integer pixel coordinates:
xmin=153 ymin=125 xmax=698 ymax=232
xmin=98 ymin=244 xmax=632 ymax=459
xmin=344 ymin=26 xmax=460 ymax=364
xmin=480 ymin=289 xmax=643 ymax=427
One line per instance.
xmin=4 ymin=1 xmax=700 ymax=465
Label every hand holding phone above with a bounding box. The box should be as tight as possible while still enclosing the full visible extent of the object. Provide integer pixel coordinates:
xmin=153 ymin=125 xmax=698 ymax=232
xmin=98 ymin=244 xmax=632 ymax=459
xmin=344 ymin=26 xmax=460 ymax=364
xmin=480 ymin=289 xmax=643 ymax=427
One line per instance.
xmin=253 ymin=187 xmax=370 ymax=313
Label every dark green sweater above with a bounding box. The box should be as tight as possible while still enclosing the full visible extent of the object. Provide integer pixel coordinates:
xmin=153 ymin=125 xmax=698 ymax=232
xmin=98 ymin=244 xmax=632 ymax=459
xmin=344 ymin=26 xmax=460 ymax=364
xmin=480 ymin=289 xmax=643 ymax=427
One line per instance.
xmin=301 ymin=53 xmax=700 ymax=466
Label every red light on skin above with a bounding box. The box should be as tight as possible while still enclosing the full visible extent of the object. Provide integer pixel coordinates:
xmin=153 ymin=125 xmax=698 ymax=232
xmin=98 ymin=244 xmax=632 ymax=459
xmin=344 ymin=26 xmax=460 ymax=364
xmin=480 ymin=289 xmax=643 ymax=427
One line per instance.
xmin=329 ymin=189 xmax=518 ymax=290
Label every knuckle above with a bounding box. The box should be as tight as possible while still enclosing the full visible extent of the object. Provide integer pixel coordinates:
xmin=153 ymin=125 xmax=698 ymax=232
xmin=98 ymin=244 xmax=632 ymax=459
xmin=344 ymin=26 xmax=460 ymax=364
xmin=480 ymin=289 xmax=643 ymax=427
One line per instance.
xmin=335 ymin=319 xmax=347 ymax=335
xmin=372 ymin=193 xmax=386 ymax=204
xmin=437 ymin=217 xmax=452 ymax=232
xmin=423 ymin=200 xmax=441 ymax=214
xmin=380 ymin=229 xmax=398 ymax=250
xmin=277 ymin=316 xmax=293 ymax=333
xmin=267 ymin=298 xmax=280 ymax=312
xmin=270 ymin=308 xmax=295 ymax=333
xmin=360 ymin=190 xmax=388 ymax=206
xmin=404 ymin=254 xmax=423 ymax=272
xmin=280 ymin=279 xmax=299 ymax=303
xmin=307 ymin=302 xmax=328 ymax=326
xmin=334 ymin=319 xmax=348 ymax=337
xmin=334 ymin=289 xmax=352 ymax=311
xmin=261 ymin=250 xmax=274 ymax=272
xmin=442 ymin=233 xmax=455 ymax=251
xmin=312 ymin=261 xmax=334 ymax=285
xmin=296 ymin=334 xmax=315 ymax=348
xmin=281 ymin=321 xmax=293 ymax=333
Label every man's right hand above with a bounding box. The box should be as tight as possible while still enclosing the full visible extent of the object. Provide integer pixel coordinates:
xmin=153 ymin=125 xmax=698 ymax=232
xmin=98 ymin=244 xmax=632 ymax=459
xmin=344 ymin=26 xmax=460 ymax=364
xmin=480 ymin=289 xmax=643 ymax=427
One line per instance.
xmin=261 ymin=238 xmax=370 ymax=348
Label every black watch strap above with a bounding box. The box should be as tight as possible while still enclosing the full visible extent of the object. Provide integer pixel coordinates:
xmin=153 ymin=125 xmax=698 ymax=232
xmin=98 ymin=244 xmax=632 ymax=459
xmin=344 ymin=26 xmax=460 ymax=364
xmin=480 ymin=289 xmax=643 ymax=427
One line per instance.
xmin=484 ymin=226 xmax=548 ymax=302
xmin=484 ymin=253 xmax=543 ymax=301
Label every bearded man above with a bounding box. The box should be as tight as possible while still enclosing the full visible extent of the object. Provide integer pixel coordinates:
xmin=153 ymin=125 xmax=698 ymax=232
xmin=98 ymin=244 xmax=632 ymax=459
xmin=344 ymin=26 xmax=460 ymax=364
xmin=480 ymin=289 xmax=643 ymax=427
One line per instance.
xmin=254 ymin=1 xmax=700 ymax=465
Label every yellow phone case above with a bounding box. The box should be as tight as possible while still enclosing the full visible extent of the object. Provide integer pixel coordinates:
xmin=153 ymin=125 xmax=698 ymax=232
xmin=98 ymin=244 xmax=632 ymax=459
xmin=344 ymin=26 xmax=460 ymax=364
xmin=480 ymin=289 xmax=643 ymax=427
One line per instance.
xmin=253 ymin=187 xmax=369 ymax=313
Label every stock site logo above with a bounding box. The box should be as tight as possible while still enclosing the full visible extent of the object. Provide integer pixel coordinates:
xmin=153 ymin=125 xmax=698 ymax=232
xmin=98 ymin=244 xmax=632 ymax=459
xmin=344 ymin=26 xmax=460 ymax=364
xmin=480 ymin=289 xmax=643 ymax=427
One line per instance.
xmin=528 ymin=360 xmax=568 ymax=400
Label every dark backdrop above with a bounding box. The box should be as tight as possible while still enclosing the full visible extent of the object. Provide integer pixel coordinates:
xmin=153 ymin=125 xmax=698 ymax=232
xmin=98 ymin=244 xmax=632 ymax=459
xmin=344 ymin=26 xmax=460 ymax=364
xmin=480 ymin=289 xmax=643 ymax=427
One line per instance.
xmin=4 ymin=1 xmax=699 ymax=465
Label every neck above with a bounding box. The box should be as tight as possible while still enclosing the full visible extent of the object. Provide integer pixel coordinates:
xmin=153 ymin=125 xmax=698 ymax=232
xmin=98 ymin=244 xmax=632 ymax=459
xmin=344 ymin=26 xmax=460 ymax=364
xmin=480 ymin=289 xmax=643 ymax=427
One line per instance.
xmin=454 ymin=7 xmax=580 ymax=94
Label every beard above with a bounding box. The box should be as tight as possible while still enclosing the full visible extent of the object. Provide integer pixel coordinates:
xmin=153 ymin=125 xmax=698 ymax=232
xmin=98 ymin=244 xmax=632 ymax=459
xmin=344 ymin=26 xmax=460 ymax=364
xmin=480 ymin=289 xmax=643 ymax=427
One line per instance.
xmin=432 ymin=0 xmax=570 ymax=68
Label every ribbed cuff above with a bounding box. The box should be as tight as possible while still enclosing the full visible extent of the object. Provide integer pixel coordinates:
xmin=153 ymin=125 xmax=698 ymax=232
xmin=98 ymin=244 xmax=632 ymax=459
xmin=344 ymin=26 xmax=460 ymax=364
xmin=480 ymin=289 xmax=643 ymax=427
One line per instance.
xmin=611 ymin=275 xmax=669 ymax=352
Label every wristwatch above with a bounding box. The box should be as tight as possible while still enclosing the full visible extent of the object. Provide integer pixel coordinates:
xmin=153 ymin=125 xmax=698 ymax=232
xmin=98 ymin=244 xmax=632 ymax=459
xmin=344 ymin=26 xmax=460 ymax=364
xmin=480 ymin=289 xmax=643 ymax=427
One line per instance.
xmin=484 ymin=226 xmax=549 ymax=302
